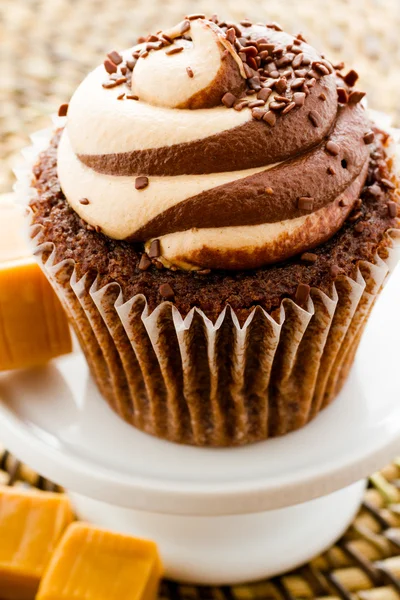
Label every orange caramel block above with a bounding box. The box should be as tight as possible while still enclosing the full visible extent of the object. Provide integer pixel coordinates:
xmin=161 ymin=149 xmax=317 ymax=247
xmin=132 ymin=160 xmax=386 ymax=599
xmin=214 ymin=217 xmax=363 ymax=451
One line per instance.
xmin=37 ymin=522 xmax=163 ymax=600
xmin=0 ymin=487 xmax=74 ymax=600
xmin=0 ymin=198 xmax=72 ymax=370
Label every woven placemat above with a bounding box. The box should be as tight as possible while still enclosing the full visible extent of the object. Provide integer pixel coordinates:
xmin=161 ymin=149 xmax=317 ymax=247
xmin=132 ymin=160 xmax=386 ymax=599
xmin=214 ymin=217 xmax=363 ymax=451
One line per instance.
xmin=1 ymin=444 xmax=400 ymax=599
xmin=1 ymin=0 xmax=400 ymax=194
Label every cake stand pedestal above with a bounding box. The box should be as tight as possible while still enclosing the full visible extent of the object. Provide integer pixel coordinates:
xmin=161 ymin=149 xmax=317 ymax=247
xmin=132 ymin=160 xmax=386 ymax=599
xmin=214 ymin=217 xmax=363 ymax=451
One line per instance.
xmin=0 ymin=268 xmax=399 ymax=585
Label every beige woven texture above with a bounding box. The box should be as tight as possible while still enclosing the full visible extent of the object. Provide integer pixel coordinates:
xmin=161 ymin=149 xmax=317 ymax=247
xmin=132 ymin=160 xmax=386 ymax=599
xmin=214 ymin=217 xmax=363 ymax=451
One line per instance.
xmin=1 ymin=0 xmax=400 ymax=194
xmin=1 ymin=444 xmax=400 ymax=600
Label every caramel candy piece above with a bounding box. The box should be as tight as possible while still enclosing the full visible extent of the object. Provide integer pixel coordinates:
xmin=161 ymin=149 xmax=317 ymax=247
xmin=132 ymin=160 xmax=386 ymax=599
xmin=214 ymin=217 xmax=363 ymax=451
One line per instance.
xmin=37 ymin=522 xmax=163 ymax=600
xmin=0 ymin=198 xmax=72 ymax=370
xmin=0 ymin=487 xmax=74 ymax=600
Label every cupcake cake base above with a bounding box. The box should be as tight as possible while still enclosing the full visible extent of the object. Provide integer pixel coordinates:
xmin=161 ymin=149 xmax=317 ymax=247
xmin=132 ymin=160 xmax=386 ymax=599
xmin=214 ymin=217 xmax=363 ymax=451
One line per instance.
xmin=24 ymin=126 xmax=400 ymax=446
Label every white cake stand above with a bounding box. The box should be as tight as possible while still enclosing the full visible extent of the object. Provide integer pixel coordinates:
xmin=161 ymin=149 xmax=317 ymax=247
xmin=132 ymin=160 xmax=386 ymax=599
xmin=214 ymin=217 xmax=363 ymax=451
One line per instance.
xmin=0 ymin=267 xmax=399 ymax=585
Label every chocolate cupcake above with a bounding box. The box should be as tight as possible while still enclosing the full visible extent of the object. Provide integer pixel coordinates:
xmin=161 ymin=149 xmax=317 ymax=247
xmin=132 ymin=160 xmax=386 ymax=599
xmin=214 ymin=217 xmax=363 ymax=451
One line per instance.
xmin=27 ymin=16 xmax=399 ymax=446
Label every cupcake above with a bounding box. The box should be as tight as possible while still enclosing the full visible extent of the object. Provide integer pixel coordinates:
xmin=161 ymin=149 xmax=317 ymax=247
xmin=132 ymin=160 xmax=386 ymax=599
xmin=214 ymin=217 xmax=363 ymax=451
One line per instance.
xmin=27 ymin=15 xmax=399 ymax=446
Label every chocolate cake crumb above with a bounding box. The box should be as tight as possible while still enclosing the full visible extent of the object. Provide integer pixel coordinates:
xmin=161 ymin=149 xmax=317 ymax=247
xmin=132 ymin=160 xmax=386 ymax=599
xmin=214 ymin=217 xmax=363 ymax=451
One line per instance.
xmin=58 ymin=103 xmax=69 ymax=117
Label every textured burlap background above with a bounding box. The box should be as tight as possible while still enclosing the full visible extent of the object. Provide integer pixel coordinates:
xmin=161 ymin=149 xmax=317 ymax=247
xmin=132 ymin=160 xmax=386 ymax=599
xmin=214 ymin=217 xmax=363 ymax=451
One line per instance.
xmin=1 ymin=0 xmax=400 ymax=194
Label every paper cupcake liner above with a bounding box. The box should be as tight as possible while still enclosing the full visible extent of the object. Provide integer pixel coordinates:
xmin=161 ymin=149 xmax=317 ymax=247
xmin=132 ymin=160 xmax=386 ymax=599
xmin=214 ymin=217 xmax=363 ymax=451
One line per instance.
xmin=13 ymin=116 xmax=400 ymax=447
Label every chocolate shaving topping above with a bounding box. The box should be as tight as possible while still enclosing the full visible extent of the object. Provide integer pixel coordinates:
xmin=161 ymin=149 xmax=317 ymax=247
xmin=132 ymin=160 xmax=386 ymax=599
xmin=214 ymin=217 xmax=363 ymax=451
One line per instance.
xmin=281 ymin=101 xmax=296 ymax=114
xmin=326 ymin=140 xmax=340 ymax=156
xmin=298 ymin=196 xmax=314 ymax=210
xmin=257 ymin=87 xmax=272 ymax=101
xmin=388 ymin=201 xmax=398 ymax=217
xmin=58 ymin=103 xmax=68 ymax=117
xmin=363 ymin=131 xmax=375 ymax=145
xmin=291 ymin=52 xmax=304 ymax=69
xmin=290 ymin=77 xmax=305 ymax=89
xmin=102 ymin=77 xmax=127 ymax=89
xmin=252 ymin=107 xmax=267 ymax=120
xmin=159 ymin=283 xmax=175 ymax=299
xmin=308 ymin=110 xmax=320 ymax=127
xmin=295 ymin=283 xmax=310 ymax=306
xmin=107 ymin=50 xmax=123 ymax=65
xmin=225 ymin=27 xmax=236 ymax=44
xmin=149 ymin=239 xmax=161 ymax=258
xmin=138 ymin=253 xmax=152 ymax=271
xmin=135 ymin=176 xmax=149 ymax=190
xmin=337 ymin=87 xmax=348 ymax=103
xmin=263 ymin=110 xmax=276 ymax=126
xmin=344 ymin=69 xmax=359 ymax=87
xmin=293 ymin=92 xmax=306 ymax=106
xmin=166 ymin=46 xmax=183 ymax=55
xmin=221 ymin=92 xmax=237 ymax=108
xmin=348 ymin=90 xmax=366 ymax=104
xmin=248 ymin=99 xmax=266 ymax=108
xmin=180 ymin=19 xmax=191 ymax=34
xmin=186 ymin=13 xmax=206 ymax=20
xmin=104 ymin=58 xmax=117 ymax=74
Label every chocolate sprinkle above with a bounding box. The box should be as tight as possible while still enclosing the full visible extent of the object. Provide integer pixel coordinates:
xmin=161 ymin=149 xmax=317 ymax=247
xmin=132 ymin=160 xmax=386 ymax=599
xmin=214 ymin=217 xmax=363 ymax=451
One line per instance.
xmin=135 ymin=176 xmax=149 ymax=190
xmin=58 ymin=103 xmax=69 ymax=117
xmin=348 ymin=90 xmax=366 ymax=104
xmin=295 ymin=283 xmax=311 ymax=306
xmin=265 ymin=187 xmax=274 ymax=194
xmin=126 ymin=94 xmax=139 ymax=100
xmin=107 ymin=50 xmax=123 ymax=65
xmin=159 ymin=283 xmax=175 ymax=300
xmin=104 ymin=58 xmax=117 ymax=74
xmin=221 ymin=92 xmax=237 ymax=108
xmin=344 ymin=69 xmax=359 ymax=87
xmin=79 ymin=198 xmax=90 ymax=205
xmin=263 ymin=110 xmax=276 ymax=126
xmin=363 ymin=131 xmax=375 ymax=145
xmin=327 ymin=166 xmax=336 ymax=175
xmin=166 ymin=46 xmax=184 ymax=55
xmin=298 ymin=196 xmax=314 ymax=210
xmin=138 ymin=254 xmax=152 ymax=271
xmin=326 ymin=140 xmax=340 ymax=156
xmin=148 ymin=239 xmax=161 ymax=258
xmin=293 ymin=92 xmax=306 ymax=106
xmin=308 ymin=110 xmax=320 ymax=127
xmin=337 ymin=87 xmax=348 ymax=103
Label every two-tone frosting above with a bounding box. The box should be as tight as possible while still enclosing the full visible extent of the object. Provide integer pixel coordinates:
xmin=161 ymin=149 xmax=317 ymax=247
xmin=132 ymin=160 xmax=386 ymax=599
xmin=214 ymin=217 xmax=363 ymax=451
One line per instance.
xmin=57 ymin=16 xmax=374 ymax=270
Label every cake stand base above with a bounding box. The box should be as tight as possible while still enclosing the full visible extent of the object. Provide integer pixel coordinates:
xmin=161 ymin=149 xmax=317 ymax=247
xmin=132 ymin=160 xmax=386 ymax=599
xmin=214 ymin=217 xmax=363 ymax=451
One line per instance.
xmin=70 ymin=480 xmax=365 ymax=585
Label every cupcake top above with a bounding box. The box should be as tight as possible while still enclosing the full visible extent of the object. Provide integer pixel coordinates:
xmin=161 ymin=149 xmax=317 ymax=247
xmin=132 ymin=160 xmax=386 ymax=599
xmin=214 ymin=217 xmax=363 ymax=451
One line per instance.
xmin=58 ymin=14 xmax=376 ymax=271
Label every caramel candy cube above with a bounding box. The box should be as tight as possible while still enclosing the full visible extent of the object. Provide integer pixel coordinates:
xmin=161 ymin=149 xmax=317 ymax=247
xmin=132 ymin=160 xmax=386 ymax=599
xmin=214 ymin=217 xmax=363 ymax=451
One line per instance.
xmin=0 ymin=198 xmax=72 ymax=370
xmin=0 ymin=487 xmax=74 ymax=600
xmin=37 ymin=522 xmax=163 ymax=600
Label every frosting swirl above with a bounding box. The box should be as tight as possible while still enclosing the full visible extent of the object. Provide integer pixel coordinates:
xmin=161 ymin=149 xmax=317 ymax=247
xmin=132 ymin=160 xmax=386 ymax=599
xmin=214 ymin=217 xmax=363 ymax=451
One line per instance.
xmin=58 ymin=17 xmax=373 ymax=270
